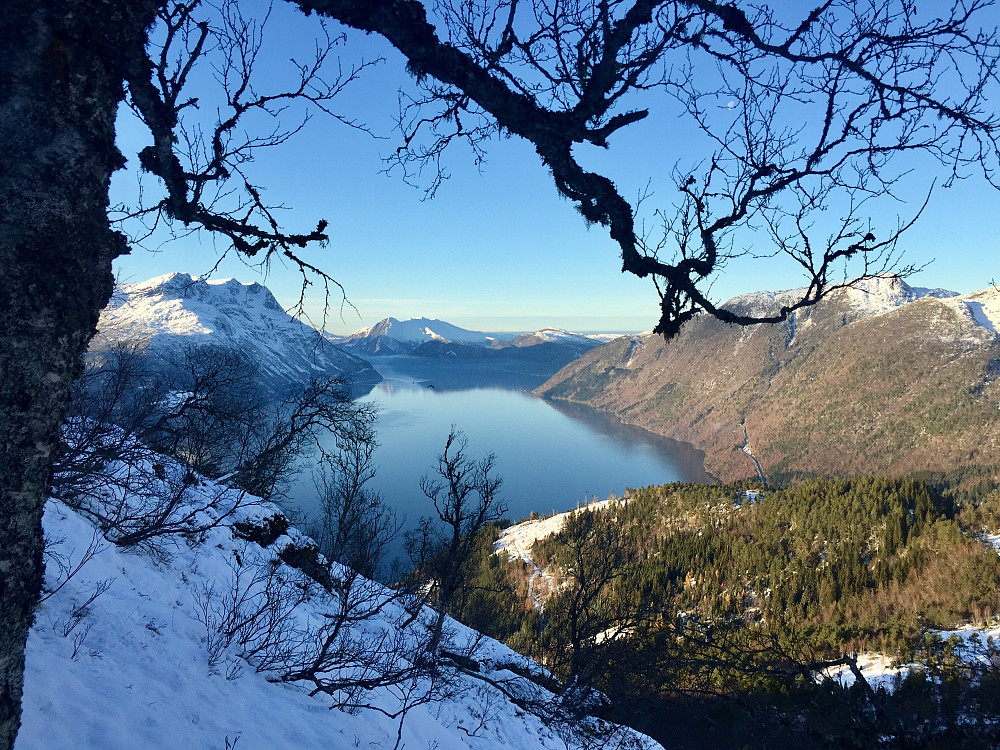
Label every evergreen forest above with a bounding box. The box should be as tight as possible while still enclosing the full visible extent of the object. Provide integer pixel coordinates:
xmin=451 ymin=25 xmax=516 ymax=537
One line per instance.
xmin=446 ymin=475 xmax=1000 ymax=748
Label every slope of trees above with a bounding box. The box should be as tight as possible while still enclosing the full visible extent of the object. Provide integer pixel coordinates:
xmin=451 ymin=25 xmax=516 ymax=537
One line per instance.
xmin=460 ymin=477 xmax=1000 ymax=747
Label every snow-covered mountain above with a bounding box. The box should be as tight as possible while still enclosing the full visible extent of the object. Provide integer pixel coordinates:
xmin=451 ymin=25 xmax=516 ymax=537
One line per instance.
xmin=335 ymin=318 xmax=608 ymax=363
xmin=334 ymin=316 xmax=513 ymax=355
xmin=494 ymin=327 xmax=602 ymax=352
xmin=723 ymin=274 xmax=960 ymax=321
xmin=94 ymin=273 xmax=380 ymax=395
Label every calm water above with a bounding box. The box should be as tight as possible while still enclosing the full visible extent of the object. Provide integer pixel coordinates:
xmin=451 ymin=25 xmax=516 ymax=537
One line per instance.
xmin=287 ymin=357 xmax=712 ymax=563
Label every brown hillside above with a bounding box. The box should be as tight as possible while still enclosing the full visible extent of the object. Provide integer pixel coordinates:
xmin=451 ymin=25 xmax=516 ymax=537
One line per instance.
xmin=537 ymin=281 xmax=1000 ymax=481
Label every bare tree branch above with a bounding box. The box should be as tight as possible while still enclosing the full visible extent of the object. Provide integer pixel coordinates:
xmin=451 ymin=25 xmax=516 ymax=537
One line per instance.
xmin=296 ymin=0 xmax=1000 ymax=336
xmin=119 ymin=0 xmax=381 ymax=326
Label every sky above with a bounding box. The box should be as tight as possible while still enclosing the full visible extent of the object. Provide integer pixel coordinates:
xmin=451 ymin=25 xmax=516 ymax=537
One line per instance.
xmin=111 ymin=1 xmax=1000 ymax=335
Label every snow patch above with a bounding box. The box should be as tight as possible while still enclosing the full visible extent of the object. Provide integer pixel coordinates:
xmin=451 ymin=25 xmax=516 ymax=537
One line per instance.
xmin=18 ymin=481 xmax=658 ymax=750
xmin=95 ymin=273 xmax=379 ymax=394
xmin=823 ymin=624 xmax=1000 ymax=691
xmin=983 ymin=532 xmax=1000 ymax=552
xmin=495 ymin=496 xmax=627 ymax=560
xmin=944 ymin=287 xmax=1000 ymax=335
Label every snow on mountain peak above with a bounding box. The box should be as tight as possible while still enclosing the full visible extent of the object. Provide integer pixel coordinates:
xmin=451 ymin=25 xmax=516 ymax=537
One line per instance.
xmin=499 ymin=328 xmax=602 ymax=350
xmin=122 ymin=272 xmax=282 ymax=317
xmin=96 ymin=273 xmax=379 ymax=394
xmin=531 ymin=327 xmax=597 ymax=344
xmin=723 ymin=275 xmax=960 ymax=322
xmin=841 ymin=274 xmax=958 ymax=314
xmin=337 ymin=317 xmax=502 ymax=355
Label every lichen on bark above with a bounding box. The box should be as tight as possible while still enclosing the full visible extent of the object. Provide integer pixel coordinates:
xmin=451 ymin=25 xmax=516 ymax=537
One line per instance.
xmin=0 ymin=3 xmax=158 ymax=747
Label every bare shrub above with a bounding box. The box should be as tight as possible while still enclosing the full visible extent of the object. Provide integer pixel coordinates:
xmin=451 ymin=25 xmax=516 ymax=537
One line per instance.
xmin=310 ymin=426 xmax=399 ymax=581
xmin=405 ymin=428 xmax=506 ymax=654
xmin=55 ymin=339 xmax=375 ymax=549
xmin=195 ymin=547 xmax=312 ymax=672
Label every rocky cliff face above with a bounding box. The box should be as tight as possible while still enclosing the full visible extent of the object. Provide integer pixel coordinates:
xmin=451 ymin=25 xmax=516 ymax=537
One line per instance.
xmin=538 ymin=278 xmax=1000 ymax=482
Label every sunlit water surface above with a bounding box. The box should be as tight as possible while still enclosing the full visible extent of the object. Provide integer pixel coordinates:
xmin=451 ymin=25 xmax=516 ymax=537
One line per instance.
xmin=287 ymin=356 xmax=712 ymax=566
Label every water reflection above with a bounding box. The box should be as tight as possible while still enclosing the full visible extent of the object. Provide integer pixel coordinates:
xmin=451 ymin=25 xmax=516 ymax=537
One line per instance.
xmin=543 ymin=397 xmax=715 ymax=484
xmin=364 ymin=355 xmax=554 ymax=392
xmin=289 ymin=356 xmax=712 ymax=566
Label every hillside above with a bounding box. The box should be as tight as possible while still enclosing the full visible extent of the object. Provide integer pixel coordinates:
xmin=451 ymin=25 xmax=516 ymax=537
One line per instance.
xmin=538 ymin=277 xmax=1000 ymax=481
xmin=94 ymin=273 xmax=380 ymax=395
xmin=17 ymin=449 xmax=655 ymax=750
xmin=478 ymin=478 xmax=1000 ymax=748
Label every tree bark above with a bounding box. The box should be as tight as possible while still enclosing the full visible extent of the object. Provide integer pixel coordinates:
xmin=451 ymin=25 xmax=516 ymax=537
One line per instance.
xmin=0 ymin=3 xmax=157 ymax=747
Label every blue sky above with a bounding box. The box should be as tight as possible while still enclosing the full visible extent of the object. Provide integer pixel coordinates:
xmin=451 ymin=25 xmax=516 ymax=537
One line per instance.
xmin=112 ymin=2 xmax=1000 ymax=335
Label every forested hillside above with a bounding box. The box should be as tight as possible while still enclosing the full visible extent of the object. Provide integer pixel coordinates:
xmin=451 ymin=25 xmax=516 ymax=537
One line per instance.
xmin=452 ymin=476 xmax=1000 ymax=748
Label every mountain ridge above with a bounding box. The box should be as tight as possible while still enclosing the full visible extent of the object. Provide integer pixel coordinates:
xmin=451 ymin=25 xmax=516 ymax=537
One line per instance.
xmin=537 ymin=276 xmax=1000 ymax=482
xmin=94 ymin=272 xmax=381 ymax=395
xmin=335 ymin=316 xmax=603 ymax=368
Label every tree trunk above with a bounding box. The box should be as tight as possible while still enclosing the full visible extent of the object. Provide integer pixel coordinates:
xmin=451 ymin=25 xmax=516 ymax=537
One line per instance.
xmin=0 ymin=3 xmax=157 ymax=747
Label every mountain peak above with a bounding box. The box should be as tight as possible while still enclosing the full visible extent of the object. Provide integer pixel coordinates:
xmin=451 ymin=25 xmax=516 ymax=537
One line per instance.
xmin=337 ymin=316 xmax=504 ymax=355
xmin=96 ymin=273 xmax=379 ymax=395
xmin=499 ymin=328 xmax=601 ymax=350
xmin=840 ymin=274 xmax=958 ymax=315
xmin=124 ymin=272 xmax=282 ymax=313
xmin=723 ymin=275 xmax=959 ymax=321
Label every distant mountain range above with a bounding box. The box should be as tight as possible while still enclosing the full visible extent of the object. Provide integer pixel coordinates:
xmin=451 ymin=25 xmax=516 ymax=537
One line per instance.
xmin=92 ymin=275 xmax=608 ymax=395
xmin=92 ymin=272 xmax=381 ymax=395
xmin=538 ymin=276 xmax=1000 ymax=482
xmin=333 ymin=317 xmax=603 ymax=368
xmin=333 ymin=316 xmax=503 ymax=355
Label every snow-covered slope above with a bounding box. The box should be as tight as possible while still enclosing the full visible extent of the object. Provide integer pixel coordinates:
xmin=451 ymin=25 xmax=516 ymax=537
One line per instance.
xmin=495 ymin=496 xmax=626 ymax=565
xmin=944 ymin=286 xmax=1000 ymax=334
xmin=17 ymin=458 xmax=657 ymax=750
xmin=95 ymin=273 xmax=380 ymax=395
